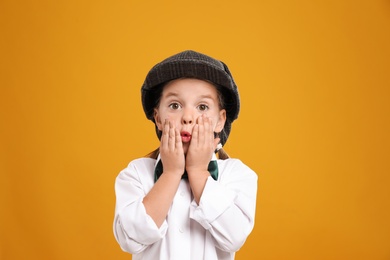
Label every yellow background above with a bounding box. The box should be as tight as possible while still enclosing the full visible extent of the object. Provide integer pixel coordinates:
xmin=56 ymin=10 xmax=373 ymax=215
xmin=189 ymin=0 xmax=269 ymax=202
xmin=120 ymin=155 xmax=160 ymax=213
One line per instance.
xmin=1 ymin=0 xmax=389 ymax=259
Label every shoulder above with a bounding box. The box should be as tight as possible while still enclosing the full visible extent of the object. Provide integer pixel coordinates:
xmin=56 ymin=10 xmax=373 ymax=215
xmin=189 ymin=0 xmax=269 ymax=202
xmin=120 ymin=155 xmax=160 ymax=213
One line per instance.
xmin=217 ymin=158 xmax=258 ymax=181
xmin=127 ymin=157 xmax=156 ymax=169
xmin=117 ymin=157 xmax=156 ymax=181
xmin=218 ymin=158 xmax=254 ymax=171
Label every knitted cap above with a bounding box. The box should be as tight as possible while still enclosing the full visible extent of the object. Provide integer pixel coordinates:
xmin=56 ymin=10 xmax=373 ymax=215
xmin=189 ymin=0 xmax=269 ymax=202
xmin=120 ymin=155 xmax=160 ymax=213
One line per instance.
xmin=141 ymin=50 xmax=240 ymax=146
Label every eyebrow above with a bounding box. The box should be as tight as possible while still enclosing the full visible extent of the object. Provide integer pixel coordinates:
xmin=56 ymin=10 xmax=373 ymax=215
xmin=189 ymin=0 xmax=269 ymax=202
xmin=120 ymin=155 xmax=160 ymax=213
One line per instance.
xmin=163 ymin=92 xmax=179 ymax=98
xmin=198 ymin=94 xmax=214 ymax=101
xmin=163 ymin=92 xmax=215 ymax=101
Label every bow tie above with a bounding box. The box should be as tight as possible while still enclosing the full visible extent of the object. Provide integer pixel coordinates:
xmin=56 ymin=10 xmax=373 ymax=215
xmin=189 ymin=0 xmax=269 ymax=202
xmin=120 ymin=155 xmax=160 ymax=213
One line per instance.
xmin=154 ymin=160 xmax=219 ymax=182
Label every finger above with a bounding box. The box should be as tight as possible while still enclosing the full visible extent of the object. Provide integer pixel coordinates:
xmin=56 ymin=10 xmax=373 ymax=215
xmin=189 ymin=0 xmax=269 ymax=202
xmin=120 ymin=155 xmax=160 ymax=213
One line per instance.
xmin=175 ymin=128 xmax=182 ymax=149
xmin=192 ymin=124 xmax=199 ymax=147
xmin=204 ymin=116 xmax=212 ymax=145
xmin=197 ymin=115 xmax=205 ymax=145
xmin=168 ymin=120 xmax=176 ymax=151
xmin=161 ymin=119 xmax=169 ymax=148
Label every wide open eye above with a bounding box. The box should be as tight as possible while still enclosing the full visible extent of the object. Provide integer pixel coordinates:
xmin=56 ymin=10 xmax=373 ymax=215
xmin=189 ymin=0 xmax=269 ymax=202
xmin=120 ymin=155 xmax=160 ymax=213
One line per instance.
xmin=168 ymin=102 xmax=181 ymax=110
xmin=198 ymin=104 xmax=209 ymax=111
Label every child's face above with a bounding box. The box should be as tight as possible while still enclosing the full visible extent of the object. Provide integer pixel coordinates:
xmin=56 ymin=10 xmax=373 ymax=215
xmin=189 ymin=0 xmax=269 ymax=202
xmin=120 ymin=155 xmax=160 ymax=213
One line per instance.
xmin=154 ymin=78 xmax=226 ymax=154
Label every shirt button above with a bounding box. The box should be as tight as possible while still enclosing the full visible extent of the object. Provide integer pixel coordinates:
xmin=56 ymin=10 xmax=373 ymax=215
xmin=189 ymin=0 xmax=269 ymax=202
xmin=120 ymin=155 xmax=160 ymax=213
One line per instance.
xmin=179 ymin=227 xmax=184 ymax=233
xmin=180 ymin=191 xmax=185 ymax=196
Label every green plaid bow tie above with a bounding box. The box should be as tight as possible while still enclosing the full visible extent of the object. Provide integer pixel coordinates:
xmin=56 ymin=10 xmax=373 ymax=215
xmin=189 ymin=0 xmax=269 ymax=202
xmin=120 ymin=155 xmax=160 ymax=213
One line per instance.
xmin=154 ymin=160 xmax=218 ymax=182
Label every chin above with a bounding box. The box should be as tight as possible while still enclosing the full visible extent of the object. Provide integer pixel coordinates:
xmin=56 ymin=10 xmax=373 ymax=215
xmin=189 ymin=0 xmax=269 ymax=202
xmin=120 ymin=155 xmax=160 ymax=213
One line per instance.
xmin=183 ymin=144 xmax=189 ymax=155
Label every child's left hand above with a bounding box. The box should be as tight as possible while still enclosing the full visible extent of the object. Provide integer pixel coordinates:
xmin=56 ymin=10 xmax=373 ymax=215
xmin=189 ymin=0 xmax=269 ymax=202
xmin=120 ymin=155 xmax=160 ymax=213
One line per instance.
xmin=185 ymin=115 xmax=220 ymax=174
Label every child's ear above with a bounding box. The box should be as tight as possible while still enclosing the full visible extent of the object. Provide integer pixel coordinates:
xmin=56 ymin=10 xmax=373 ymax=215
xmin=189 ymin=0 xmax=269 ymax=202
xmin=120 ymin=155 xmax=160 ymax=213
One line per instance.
xmin=154 ymin=109 xmax=163 ymax=131
xmin=215 ymin=109 xmax=227 ymax=133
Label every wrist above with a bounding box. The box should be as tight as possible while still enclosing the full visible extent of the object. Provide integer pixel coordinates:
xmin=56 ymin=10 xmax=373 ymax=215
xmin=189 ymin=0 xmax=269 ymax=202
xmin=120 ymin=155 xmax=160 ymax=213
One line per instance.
xmin=162 ymin=170 xmax=184 ymax=179
xmin=186 ymin=167 xmax=209 ymax=177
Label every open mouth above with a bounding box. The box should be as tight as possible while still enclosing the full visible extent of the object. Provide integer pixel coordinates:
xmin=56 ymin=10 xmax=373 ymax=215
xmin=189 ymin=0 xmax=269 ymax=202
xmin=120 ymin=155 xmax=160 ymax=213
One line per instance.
xmin=180 ymin=131 xmax=192 ymax=143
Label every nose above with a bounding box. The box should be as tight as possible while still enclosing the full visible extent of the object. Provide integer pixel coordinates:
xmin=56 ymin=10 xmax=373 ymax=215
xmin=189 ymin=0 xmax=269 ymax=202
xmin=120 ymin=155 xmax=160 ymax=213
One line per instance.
xmin=183 ymin=118 xmax=193 ymax=125
xmin=182 ymin=109 xmax=194 ymax=125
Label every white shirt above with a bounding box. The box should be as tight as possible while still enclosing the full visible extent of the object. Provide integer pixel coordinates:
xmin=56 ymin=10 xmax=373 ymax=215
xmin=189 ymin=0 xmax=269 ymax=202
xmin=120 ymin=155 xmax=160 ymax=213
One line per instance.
xmin=113 ymin=154 xmax=258 ymax=260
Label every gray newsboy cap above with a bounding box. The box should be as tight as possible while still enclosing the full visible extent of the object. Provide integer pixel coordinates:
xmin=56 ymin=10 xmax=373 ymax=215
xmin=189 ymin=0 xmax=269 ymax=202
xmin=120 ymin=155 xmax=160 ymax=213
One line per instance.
xmin=141 ymin=50 xmax=240 ymax=146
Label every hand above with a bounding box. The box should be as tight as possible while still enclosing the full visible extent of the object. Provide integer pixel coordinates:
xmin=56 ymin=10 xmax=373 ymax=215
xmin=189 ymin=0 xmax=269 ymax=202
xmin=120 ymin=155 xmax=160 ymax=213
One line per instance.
xmin=186 ymin=115 xmax=220 ymax=174
xmin=159 ymin=119 xmax=185 ymax=177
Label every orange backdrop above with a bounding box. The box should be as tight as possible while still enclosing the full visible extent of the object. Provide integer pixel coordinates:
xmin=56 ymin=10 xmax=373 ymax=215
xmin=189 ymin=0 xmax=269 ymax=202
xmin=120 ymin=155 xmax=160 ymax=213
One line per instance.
xmin=1 ymin=1 xmax=389 ymax=259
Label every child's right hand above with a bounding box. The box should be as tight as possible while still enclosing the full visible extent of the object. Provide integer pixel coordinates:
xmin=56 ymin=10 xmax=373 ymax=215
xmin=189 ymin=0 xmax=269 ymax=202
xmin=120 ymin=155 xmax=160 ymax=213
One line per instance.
xmin=159 ymin=119 xmax=185 ymax=178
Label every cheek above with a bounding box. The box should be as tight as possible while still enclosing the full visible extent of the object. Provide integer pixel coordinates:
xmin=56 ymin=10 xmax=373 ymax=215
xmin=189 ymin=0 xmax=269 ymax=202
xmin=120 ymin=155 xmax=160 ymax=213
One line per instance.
xmin=212 ymin=122 xmax=220 ymax=132
xmin=212 ymin=115 xmax=224 ymax=132
xmin=211 ymin=114 xmax=220 ymax=126
xmin=160 ymin=114 xmax=181 ymax=127
xmin=182 ymin=143 xmax=189 ymax=154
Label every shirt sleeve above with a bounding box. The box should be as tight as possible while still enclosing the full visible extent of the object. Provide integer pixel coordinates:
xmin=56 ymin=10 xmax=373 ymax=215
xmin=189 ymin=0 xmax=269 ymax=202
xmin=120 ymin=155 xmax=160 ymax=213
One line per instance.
xmin=189 ymin=159 xmax=258 ymax=252
xmin=113 ymin=159 xmax=168 ymax=254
